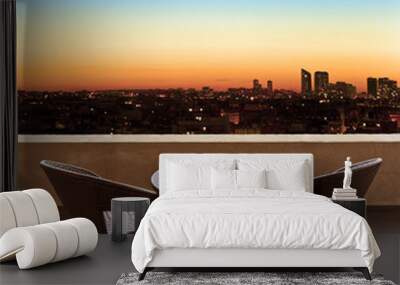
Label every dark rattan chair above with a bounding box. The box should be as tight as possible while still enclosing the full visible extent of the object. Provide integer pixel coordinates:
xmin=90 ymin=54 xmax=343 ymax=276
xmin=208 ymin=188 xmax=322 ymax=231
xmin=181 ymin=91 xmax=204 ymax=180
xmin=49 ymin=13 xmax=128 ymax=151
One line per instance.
xmin=40 ymin=160 xmax=158 ymax=233
xmin=314 ymin=158 xmax=383 ymax=198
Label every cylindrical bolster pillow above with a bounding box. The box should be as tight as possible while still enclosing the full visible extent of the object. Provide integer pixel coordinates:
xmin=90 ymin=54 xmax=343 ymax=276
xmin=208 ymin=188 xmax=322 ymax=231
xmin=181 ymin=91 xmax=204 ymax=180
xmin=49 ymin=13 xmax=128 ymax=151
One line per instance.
xmin=0 ymin=191 xmax=39 ymax=228
xmin=23 ymin=189 xmax=60 ymax=224
xmin=0 ymin=218 xmax=98 ymax=269
xmin=0 ymin=226 xmax=57 ymax=268
xmin=42 ymin=221 xmax=79 ymax=262
xmin=64 ymin=218 xmax=98 ymax=257
xmin=0 ymin=189 xmax=60 ymax=238
xmin=0 ymin=196 xmax=17 ymax=237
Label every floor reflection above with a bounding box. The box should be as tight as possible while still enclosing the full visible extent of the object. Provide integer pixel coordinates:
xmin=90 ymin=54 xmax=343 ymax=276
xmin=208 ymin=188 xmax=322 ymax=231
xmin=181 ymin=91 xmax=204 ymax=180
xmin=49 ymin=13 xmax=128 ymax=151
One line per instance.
xmin=373 ymin=234 xmax=400 ymax=284
xmin=368 ymin=207 xmax=400 ymax=284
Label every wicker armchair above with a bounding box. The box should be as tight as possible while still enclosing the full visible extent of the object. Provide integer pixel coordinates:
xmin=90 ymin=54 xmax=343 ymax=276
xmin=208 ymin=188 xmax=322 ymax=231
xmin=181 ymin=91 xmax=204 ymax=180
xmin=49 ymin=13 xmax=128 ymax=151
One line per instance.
xmin=314 ymin=158 xmax=383 ymax=198
xmin=40 ymin=160 xmax=158 ymax=233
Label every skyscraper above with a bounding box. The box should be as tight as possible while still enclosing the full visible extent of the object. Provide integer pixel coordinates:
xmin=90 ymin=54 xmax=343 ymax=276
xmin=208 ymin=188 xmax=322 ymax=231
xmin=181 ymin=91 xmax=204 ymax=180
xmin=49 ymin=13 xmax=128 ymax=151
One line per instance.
xmin=367 ymin=77 xmax=377 ymax=97
xmin=378 ymin=77 xmax=397 ymax=89
xmin=301 ymin=69 xmax=312 ymax=95
xmin=335 ymin=81 xmax=357 ymax=97
xmin=267 ymin=80 xmax=273 ymax=94
xmin=314 ymin=71 xmax=329 ymax=93
xmin=378 ymin=77 xmax=398 ymax=97
xmin=253 ymin=79 xmax=262 ymax=93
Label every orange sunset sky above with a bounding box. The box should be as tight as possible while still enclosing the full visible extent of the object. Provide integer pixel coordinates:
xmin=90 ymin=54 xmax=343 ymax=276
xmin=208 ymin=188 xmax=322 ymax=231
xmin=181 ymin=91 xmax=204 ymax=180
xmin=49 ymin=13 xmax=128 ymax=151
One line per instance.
xmin=16 ymin=0 xmax=400 ymax=92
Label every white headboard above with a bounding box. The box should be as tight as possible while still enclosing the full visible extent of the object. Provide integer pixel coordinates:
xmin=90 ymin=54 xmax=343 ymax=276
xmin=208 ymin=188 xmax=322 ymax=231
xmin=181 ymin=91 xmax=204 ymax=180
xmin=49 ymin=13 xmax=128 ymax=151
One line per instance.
xmin=159 ymin=153 xmax=314 ymax=195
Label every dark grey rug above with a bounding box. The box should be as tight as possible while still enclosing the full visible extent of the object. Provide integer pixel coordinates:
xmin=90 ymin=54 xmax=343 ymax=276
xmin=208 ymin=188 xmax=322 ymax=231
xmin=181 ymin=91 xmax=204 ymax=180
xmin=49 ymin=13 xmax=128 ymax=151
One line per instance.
xmin=116 ymin=272 xmax=396 ymax=285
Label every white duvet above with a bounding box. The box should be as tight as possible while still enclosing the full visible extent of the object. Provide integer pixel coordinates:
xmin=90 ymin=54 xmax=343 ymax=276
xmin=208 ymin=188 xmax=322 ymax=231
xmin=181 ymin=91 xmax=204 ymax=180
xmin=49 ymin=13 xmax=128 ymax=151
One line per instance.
xmin=131 ymin=190 xmax=380 ymax=273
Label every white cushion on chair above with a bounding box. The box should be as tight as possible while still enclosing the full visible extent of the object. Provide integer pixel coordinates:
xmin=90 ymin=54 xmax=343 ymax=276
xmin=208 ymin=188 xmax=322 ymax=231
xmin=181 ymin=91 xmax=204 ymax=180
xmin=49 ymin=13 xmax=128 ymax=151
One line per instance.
xmin=23 ymin=189 xmax=60 ymax=224
xmin=0 ymin=189 xmax=60 ymax=232
xmin=0 ymin=225 xmax=57 ymax=268
xmin=1 ymin=191 xmax=39 ymax=227
xmin=0 ymin=218 xmax=98 ymax=269
xmin=65 ymin=218 xmax=98 ymax=257
xmin=0 ymin=196 xmax=17 ymax=237
xmin=42 ymin=221 xmax=79 ymax=262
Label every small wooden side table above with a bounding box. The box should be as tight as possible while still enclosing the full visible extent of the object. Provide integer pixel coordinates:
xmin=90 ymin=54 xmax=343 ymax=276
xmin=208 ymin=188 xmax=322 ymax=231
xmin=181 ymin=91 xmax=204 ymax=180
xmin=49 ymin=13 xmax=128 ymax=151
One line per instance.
xmin=111 ymin=197 xmax=150 ymax=242
xmin=331 ymin=198 xmax=366 ymax=218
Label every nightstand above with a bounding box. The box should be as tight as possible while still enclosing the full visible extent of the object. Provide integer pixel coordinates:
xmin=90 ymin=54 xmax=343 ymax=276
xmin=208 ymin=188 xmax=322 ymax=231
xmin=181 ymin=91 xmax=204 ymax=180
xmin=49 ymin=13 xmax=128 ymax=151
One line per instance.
xmin=111 ymin=197 xmax=150 ymax=242
xmin=331 ymin=198 xmax=366 ymax=218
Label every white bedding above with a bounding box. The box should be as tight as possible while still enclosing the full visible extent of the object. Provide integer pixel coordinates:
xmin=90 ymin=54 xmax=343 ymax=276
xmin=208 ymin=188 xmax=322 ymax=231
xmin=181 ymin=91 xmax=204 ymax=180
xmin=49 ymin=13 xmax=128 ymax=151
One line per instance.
xmin=131 ymin=190 xmax=380 ymax=273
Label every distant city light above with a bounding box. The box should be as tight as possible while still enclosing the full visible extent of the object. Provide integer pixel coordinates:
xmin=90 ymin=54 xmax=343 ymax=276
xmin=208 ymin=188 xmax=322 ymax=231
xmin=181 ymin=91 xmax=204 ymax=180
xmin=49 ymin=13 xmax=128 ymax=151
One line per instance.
xmin=17 ymin=69 xmax=399 ymax=135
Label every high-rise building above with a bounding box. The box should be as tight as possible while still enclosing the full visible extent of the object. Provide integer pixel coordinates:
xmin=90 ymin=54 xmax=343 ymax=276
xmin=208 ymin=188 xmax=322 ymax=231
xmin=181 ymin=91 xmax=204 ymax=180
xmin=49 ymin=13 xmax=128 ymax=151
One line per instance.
xmin=267 ymin=80 xmax=273 ymax=94
xmin=253 ymin=79 xmax=260 ymax=89
xmin=335 ymin=81 xmax=357 ymax=97
xmin=314 ymin=71 xmax=329 ymax=93
xmin=301 ymin=69 xmax=312 ymax=95
xmin=378 ymin=77 xmax=397 ymax=89
xmin=378 ymin=77 xmax=398 ymax=97
xmin=378 ymin=77 xmax=389 ymax=88
xmin=253 ymin=79 xmax=262 ymax=93
xmin=367 ymin=77 xmax=378 ymax=97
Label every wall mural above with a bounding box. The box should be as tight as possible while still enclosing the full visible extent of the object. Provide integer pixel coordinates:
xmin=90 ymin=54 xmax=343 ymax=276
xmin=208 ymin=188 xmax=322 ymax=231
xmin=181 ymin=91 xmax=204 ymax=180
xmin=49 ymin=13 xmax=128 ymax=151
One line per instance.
xmin=17 ymin=0 xmax=400 ymax=134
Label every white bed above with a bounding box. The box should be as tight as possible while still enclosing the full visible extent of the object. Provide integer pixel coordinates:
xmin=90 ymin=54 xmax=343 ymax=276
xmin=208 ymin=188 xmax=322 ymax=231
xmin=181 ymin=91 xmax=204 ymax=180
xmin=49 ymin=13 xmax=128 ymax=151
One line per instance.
xmin=131 ymin=154 xmax=380 ymax=280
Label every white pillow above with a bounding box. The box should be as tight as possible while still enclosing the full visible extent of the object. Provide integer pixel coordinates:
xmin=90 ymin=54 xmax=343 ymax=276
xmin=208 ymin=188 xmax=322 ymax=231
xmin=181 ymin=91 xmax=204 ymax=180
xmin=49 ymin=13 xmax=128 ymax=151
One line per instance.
xmin=266 ymin=163 xmax=307 ymax=191
xmin=238 ymin=159 xmax=308 ymax=191
xmin=211 ymin=169 xmax=268 ymax=190
xmin=167 ymin=162 xmax=211 ymax=192
xmin=211 ymin=169 xmax=236 ymax=190
xmin=165 ymin=159 xmax=235 ymax=193
xmin=237 ymin=169 xmax=267 ymax=189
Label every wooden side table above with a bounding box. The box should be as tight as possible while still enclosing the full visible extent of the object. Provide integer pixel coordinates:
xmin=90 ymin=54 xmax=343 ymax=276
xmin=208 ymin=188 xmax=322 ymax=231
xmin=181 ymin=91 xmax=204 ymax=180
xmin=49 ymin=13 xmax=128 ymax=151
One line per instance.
xmin=331 ymin=198 xmax=366 ymax=218
xmin=111 ymin=197 xmax=150 ymax=242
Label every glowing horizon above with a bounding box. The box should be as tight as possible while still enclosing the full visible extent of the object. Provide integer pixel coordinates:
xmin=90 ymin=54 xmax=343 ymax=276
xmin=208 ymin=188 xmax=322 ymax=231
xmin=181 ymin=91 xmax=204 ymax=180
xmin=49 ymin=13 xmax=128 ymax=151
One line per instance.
xmin=17 ymin=0 xmax=400 ymax=92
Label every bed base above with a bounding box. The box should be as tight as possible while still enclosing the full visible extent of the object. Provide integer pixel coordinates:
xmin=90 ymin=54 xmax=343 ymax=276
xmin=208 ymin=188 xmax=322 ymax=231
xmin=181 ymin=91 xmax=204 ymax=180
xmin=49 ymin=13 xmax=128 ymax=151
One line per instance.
xmin=138 ymin=267 xmax=371 ymax=281
xmin=138 ymin=248 xmax=372 ymax=281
